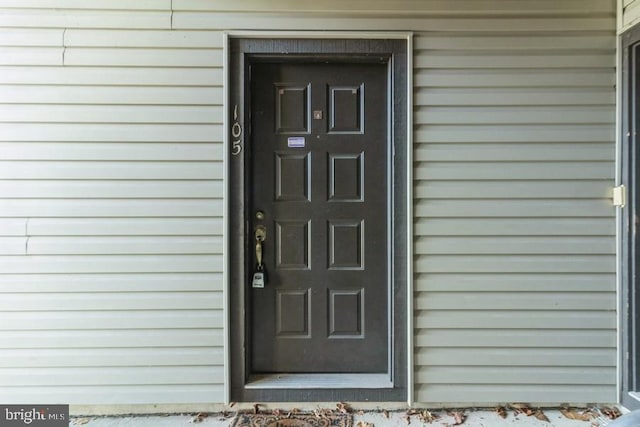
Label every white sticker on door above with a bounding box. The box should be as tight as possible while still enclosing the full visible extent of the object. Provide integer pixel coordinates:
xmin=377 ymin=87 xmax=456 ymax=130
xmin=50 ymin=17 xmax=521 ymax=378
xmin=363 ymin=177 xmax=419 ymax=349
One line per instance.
xmin=287 ymin=137 xmax=305 ymax=148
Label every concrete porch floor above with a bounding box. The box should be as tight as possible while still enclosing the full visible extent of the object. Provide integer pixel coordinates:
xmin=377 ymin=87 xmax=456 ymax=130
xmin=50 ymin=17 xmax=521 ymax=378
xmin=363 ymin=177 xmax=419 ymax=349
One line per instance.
xmin=70 ymin=408 xmax=618 ymax=427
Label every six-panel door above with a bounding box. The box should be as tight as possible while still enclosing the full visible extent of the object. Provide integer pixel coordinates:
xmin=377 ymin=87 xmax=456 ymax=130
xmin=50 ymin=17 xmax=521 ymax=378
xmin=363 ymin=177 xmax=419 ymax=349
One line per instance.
xmin=250 ymin=62 xmax=389 ymax=373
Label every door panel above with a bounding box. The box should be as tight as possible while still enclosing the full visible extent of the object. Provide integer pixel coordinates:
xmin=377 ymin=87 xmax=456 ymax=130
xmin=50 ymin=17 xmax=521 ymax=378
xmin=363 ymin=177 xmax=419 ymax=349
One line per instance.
xmin=250 ymin=62 xmax=389 ymax=373
xmin=623 ymin=33 xmax=640 ymax=410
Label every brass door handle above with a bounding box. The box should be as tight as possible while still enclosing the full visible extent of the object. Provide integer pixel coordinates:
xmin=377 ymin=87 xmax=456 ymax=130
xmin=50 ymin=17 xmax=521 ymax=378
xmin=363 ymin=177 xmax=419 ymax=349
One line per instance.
xmin=255 ymin=225 xmax=267 ymax=270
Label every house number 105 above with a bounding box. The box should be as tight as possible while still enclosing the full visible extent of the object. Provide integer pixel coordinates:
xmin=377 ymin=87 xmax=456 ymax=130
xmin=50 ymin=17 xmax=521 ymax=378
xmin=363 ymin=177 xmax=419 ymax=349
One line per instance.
xmin=231 ymin=105 xmax=242 ymax=156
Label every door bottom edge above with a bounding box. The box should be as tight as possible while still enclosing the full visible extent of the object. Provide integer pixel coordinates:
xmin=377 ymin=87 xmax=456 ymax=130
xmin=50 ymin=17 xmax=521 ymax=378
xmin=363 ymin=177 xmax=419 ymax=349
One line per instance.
xmin=246 ymin=373 xmax=393 ymax=389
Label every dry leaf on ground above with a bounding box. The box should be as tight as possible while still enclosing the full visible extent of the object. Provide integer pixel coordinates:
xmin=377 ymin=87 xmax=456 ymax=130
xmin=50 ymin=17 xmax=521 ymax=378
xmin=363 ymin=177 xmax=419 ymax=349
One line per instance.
xmin=403 ymin=413 xmax=411 ymax=425
xmin=418 ymin=410 xmax=438 ymax=423
xmin=510 ymin=403 xmax=533 ymax=416
xmin=494 ymin=407 xmax=507 ymax=419
xmin=336 ymin=402 xmax=351 ymax=414
xmin=314 ymin=408 xmax=331 ymax=419
xmin=189 ymin=412 xmax=208 ymax=423
xmin=560 ymin=408 xmax=593 ymax=422
xmin=600 ymin=407 xmax=622 ymax=420
xmin=449 ymin=411 xmax=466 ymax=426
xmin=357 ymin=422 xmax=374 ymax=427
xmin=382 ymin=409 xmax=389 ymax=419
xmin=72 ymin=419 xmax=90 ymax=426
xmin=404 ymin=409 xmax=420 ymax=425
xmin=219 ymin=411 xmax=232 ymax=419
xmin=510 ymin=404 xmax=549 ymax=422
xmin=533 ymin=410 xmax=550 ymax=423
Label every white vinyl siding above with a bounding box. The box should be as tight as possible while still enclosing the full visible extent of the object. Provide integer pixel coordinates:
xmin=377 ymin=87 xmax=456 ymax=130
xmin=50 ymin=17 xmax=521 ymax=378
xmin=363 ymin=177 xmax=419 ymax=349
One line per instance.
xmin=624 ymin=0 xmax=640 ymax=29
xmin=413 ymin=0 xmax=616 ymax=400
xmin=0 ymin=0 xmax=616 ymax=406
xmin=0 ymin=2 xmax=224 ymax=405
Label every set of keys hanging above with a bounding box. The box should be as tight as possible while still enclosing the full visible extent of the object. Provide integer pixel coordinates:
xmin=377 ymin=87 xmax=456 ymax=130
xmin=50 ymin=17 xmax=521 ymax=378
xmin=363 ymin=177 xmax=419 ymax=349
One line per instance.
xmin=252 ymin=221 xmax=267 ymax=288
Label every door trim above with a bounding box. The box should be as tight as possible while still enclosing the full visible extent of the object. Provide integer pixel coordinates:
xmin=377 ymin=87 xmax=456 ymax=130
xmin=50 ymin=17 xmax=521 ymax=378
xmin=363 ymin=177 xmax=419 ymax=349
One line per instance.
xmin=224 ymin=32 xmax=413 ymax=404
xmin=621 ymin=24 xmax=640 ymax=410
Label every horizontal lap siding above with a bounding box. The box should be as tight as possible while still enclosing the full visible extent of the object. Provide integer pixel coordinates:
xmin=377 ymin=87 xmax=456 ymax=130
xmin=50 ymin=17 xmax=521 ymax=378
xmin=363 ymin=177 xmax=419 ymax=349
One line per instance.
xmin=0 ymin=2 xmax=224 ymax=405
xmin=411 ymin=0 xmax=617 ymax=403
xmin=0 ymin=0 xmax=616 ymax=406
xmin=624 ymin=0 xmax=640 ymax=29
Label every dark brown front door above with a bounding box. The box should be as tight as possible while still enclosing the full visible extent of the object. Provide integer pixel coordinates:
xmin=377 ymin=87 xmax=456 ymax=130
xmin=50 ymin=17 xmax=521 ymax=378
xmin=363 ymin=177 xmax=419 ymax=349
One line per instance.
xmin=249 ymin=61 xmax=389 ymax=373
